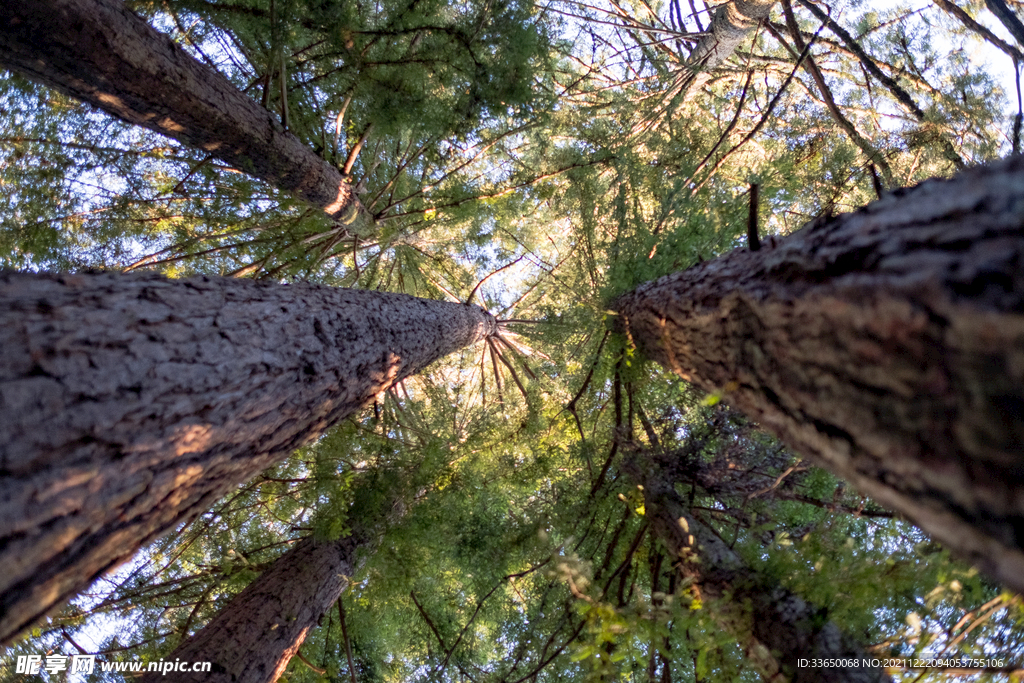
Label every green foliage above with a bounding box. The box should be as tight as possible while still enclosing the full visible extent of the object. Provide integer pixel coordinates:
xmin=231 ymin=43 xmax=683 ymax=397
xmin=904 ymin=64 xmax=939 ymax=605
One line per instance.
xmin=3 ymin=0 xmax=1024 ymax=681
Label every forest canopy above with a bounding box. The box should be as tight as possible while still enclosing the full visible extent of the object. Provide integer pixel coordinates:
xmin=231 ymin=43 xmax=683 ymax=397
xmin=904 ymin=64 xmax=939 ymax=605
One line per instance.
xmin=1 ymin=0 xmax=1023 ymax=681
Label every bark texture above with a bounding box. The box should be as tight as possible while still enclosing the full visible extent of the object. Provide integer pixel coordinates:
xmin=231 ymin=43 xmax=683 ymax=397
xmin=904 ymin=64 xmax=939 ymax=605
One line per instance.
xmin=0 ymin=270 xmax=495 ymax=644
xmin=614 ymin=156 xmax=1024 ymax=592
xmin=137 ymin=474 xmax=403 ymax=683
xmin=137 ymin=479 xmax=402 ymax=683
xmin=682 ymin=0 xmax=776 ymax=92
xmin=138 ymin=536 xmax=357 ymax=683
xmin=626 ymin=453 xmax=889 ymax=683
xmin=0 ymin=0 xmax=368 ymax=228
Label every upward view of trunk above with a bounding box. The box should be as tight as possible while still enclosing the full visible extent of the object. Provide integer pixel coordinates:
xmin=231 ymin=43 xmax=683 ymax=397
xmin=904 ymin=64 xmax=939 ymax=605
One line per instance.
xmin=624 ymin=453 xmax=888 ymax=683
xmin=687 ymin=0 xmax=776 ymax=71
xmin=138 ymin=482 xmax=403 ymax=683
xmin=0 ymin=0 xmax=369 ymax=229
xmin=681 ymin=0 xmax=776 ymax=94
xmin=139 ymin=536 xmax=359 ymax=683
xmin=614 ymin=156 xmax=1024 ymax=593
xmin=0 ymin=270 xmax=495 ymax=644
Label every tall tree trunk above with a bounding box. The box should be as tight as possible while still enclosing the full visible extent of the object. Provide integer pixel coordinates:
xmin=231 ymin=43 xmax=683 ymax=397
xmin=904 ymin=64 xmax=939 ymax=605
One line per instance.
xmin=681 ymin=0 xmax=776 ymax=94
xmin=613 ymin=156 xmax=1024 ymax=593
xmin=137 ymin=475 xmax=404 ymax=683
xmin=139 ymin=536 xmax=358 ymax=683
xmin=0 ymin=270 xmax=495 ymax=644
xmin=687 ymin=0 xmax=776 ymax=71
xmin=624 ymin=453 xmax=889 ymax=683
xmin=0 ymin=0 xmax=369 ymax=229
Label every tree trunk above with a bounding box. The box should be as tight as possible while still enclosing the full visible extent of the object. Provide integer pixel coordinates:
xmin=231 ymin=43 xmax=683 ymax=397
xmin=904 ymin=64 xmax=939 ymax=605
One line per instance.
xmin=985 ymin=0 xmax=1024 ymax=50
xmin=681 ymin=0 xmax=776 ymax=94
xmin=138 ymin=534 xmax=359 ymax=683
xmin=613 ymin=156 xmax=1024 ymax=593
xmin=0 ymin=270 xmax=495 ymax=644
xmin=625 ymin=453 xmax=889 ymax=683
xmin=137 ymin=477 xmax=403 ymax=683
xmin=688 ymin=0 xmax=776 ymax=71
xmin=0 ymin=0 xmax=369 ymax=229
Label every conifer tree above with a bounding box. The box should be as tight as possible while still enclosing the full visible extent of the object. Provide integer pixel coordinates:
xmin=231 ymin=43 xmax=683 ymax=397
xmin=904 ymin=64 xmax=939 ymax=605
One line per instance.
xmin=614 ymin=157 xmax=1024 ymax=593
xmin=681 ymin=0 xmax=777 ymax=95
xmin=620 ymin=439 xmax=888 ymax=683
xmin=0 ymin=270 xmax=495 ymax=644
xmin=2 ymin=0 xmax=1024 ymax=677
xmin=0 ymin=0 xmax=552 ymax=248
xmin=137 ymin=536 xmax=357 ymax=683
xmin=0 ymin=0 xmax=368 ymax=227
xmin=135 ymin=468 xmax=399 ymax=683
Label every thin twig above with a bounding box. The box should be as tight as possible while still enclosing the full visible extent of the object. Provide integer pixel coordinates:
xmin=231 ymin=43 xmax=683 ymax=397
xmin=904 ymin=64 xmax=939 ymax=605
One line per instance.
xmin=490 ymin=338 xmax=529 ymax=400
xmin=466 ymin=255 xmax=528 ymax=305
xmin=342 ymin=123 xmax=374 ymax=176
xmin=295 ymin=649 xmax=326 ymax=675
xmin=339 ymin=598 xmax=357 ymax=683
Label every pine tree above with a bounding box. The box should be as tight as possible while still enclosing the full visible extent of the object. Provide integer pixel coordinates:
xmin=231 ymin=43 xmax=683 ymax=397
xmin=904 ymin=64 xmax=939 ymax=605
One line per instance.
xmin=623 ymin=448 xmax=888 ymax=683
xmin=0 ymin=0 xmax=369 ymax=227
xmin=134 ymin=463 xmax=401 ymax=683
xmin=0 ymin=269 xmax=495 ymax=644
xmin=681 ymin=0 xmax=777 ymax=95
xmin=135 ymin=536 xmax=356 ymax=683
xmin=2 ymin=0 xmax=1024 ymax=677
xmin=614 ymin=156 xmax=1024 ymax=593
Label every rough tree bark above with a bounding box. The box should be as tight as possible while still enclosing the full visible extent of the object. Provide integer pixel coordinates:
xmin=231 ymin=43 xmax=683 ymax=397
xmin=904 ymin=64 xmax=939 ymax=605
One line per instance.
xmin=139 ymin=536 xmax=358 ymax=683
xmin=681 ymin=0 xmax=776 ymax=95
xmin=0 ymin=0 xmax=369 ymax=229
xmin=688 ymin=0 xmax=776 ymax=71
xmin=0 ymin=271 xmax=495 ymax=644
xmin=624 ymin=452 xmax=889 ymax=683
xmin=614 ymin=156 xmax=1024 ymax=593
xmin=136 ymin=475 xmax=404 ymax=683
